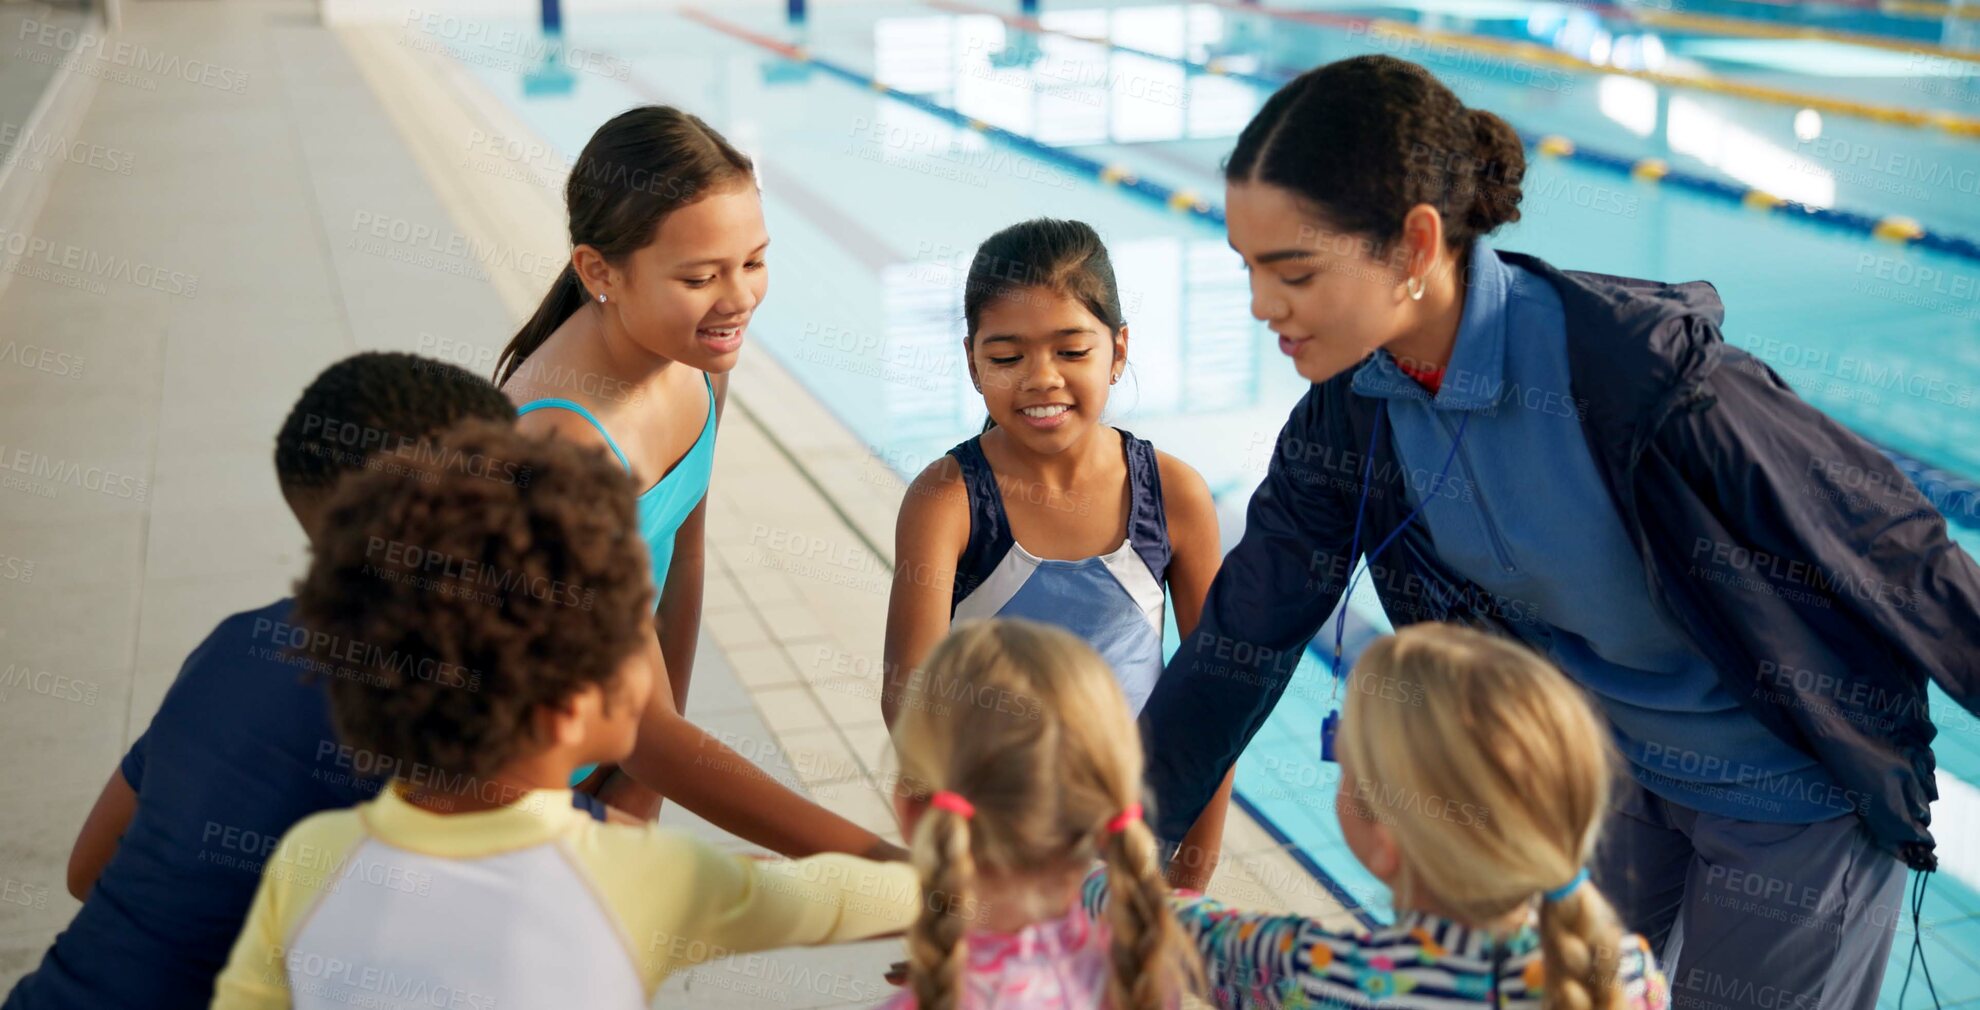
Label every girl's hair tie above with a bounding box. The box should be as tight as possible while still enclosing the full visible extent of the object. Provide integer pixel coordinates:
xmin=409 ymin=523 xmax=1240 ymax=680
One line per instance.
xmin=1542 ymin=868 xmax=1589 ymax=903
xmin=930 ymin=790 xmax=976 ymax=820
xmin=1104 ymin=802 xmax=1144 ymax=835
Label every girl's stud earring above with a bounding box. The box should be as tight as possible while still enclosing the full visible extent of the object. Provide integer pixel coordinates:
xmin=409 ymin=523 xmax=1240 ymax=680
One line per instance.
xmin=597 ymin=293 xmax=607 ymax=304
xmin=1405 ymin=275 xmax=1425 ymax=301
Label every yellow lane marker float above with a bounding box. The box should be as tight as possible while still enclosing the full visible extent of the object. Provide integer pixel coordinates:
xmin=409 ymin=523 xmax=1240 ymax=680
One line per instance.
xmin=1873 ymin=216 xmax=1926 ymax=242
xmin=1630 ymin=9 xmax=1980 ymax=64
xmin=1538 ymin=135 xmax=1576 ymax=158
xmin=1336 ymin=16 xmax=1980 ymax=137
xmin=1742 ymin=190 xmax=1785 ymax=211
xmin=1742 ymin=190 xmax=1789 ymax=211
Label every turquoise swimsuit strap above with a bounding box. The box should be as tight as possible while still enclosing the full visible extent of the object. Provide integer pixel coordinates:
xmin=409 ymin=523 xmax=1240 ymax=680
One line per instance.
xmin=515 ymin=398 xmax=632 ymax=474
xmin=517 ymin=376 xmax=714 ymax=469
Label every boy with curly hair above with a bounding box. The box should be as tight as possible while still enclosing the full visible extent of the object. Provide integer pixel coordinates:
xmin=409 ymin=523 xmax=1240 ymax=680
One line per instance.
xmin=210 ymin=421 xmax=919 ymax=1009
xmin=6 ymin=353 xmax=580 ymax=1010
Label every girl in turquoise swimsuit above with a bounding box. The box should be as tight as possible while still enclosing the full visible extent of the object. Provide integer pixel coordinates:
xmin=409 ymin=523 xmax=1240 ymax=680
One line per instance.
xmin=495 ymin=106 xmax=901 ymax=861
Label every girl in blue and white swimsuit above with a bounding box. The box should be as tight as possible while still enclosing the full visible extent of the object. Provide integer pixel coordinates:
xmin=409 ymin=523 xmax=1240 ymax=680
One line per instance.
xmin=883 ymin=217 xmax=1233 ymax=891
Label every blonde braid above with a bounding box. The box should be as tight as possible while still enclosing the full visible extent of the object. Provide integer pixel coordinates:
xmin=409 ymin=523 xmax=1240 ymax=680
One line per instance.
xmin=892 ymin=621 xmax=1204 ymax=1009
xmin=1538 ymin=885 xmax=1624 ymax=1010
xmin=1103 ymin=818 xmax=1205 ymax=1009
xmin=1339 ymin=625 xmax=1639 ymax=1009
xmin=908 ymin=806 xmax=976 ymax=1010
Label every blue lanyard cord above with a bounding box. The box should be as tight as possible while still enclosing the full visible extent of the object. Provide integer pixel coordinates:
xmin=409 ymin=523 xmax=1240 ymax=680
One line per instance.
xmin=1329 ymin=408 xmax=1473 ymax=696
xmin=1321 ymin=406 xmax=1471 ymax=763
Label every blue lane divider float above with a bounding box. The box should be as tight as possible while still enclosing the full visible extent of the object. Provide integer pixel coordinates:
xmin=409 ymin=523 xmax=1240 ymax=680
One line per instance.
xmin=689 ymin=9 xmax=1980 ymax=530
xmin=927 ymin=0 xmax=1980 ymax=266
xmin=682 ymin=8 xmax=1227 ymax=226
xmin=799 ymin=57 xmax=1228 ymax=227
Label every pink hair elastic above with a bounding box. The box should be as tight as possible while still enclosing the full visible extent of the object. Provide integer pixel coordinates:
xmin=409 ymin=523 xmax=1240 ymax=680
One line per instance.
xmin=930 ymin=790 xmax=976 ymax=819
xmin=1104 ymin=803 xmax=1144 ymax=835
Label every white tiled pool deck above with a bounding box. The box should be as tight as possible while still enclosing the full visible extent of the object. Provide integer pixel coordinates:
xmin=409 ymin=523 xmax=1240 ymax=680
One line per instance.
xmin=0 ymin=1 xmax=1350 ymax=1005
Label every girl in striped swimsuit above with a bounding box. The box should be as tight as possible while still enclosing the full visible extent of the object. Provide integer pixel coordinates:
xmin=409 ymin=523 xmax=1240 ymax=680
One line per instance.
xmin=1085 ymin=624 xmax=1673 ymax=1010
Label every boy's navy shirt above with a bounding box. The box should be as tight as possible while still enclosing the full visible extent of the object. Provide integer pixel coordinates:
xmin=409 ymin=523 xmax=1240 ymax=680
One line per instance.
xmin=3 ymin=598 xmax=607 ymax=1010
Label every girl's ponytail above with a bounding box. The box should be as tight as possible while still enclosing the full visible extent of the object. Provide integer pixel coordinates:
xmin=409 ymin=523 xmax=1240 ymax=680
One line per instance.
xmin=907 ymin=803 xmax=976 ymax=1010
xmin=493 ymin=105 xmax=753 ymax=386
xmin=1538 ymin=885 xmax=1625 ymax=1010
xmin=498 ymin=264 xmax=588 ymax=385
xmin=1101 ymin=814 xmax=1203 ymax=1010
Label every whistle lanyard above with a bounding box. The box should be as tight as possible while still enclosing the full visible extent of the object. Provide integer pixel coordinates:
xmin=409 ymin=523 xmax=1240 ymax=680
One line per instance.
xmin=1321 ymin=404 xmax=1471 ymax=762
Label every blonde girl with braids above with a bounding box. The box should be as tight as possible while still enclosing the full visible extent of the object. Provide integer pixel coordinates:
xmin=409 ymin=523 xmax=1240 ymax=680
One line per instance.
xmin=1085 ymin=623 xmax=1671 ymax=1010
xmin=884 ymin=619 xmax=1204 ymax=1009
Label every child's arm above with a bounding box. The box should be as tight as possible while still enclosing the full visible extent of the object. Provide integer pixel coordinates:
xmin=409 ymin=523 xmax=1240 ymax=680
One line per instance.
xmin=1082 ymin=866 xmax=1321 ymax=1010
xmin=1616 ymin=934 xmax=1673 ymax=1009
xmin=68 ymin=742 xmax=143 ymax=899
xmin=881 ymin=457 xmax=969 ymax=728
xmin=615 ymin=831 xmax=921 ymax=984
xmin=1157 ymin=452 xmax=1234 ymax=893
xmin=618 ymin=636 xmax=904 ymax=861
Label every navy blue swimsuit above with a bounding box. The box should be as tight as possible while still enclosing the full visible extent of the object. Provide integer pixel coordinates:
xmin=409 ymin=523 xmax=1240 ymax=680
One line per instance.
xmin=947 ymin=429 xmax=1171 ymax=714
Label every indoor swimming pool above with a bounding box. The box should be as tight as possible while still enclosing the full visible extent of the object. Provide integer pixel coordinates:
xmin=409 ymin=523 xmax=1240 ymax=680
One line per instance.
xmin=423 ymin=3 xmax=1980 ymax=1001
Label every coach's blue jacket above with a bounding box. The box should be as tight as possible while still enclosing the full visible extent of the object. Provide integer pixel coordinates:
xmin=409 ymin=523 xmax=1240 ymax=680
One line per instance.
xmin=1144 ymin=251 xmax=1980 ymax=872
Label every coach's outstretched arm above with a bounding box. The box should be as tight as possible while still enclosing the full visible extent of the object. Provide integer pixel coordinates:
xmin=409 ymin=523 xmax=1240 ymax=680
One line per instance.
xmin=1141 ymin=387 xmax=1358 ymax=845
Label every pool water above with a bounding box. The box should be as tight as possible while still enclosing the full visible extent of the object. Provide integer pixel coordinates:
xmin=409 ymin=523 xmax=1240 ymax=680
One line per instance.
xmin=434 ymin=4 xmax=1980 ymax=1004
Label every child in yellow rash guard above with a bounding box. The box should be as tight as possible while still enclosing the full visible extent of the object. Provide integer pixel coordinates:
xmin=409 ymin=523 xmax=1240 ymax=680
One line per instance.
xmin=213 ymin=787 xmax=917 ymax=1009
xmin=210 ymin=422 xmax=917 ymax=1010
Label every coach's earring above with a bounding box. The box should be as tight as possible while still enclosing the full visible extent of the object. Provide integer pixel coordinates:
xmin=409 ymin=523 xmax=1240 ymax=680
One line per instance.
xmin=1110 ymin=373 xmax=1120 ymax=385
xmin=1405 ymin=275 xmax=1425 ymax=301
xmin=597 ymin=293 xmax=607 ymax=303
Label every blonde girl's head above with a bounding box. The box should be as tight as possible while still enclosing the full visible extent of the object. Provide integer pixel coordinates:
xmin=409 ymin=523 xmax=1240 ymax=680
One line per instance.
xmin=891 ymin=619 xmax=1202 ymax=1010
xmin=1336 ymin=623 xmax=1626 ymax=1010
